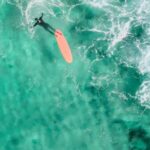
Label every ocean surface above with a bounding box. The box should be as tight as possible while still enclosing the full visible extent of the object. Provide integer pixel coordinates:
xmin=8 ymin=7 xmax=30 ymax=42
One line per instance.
xmin=0 ymin=0 xmax=150 ymax=149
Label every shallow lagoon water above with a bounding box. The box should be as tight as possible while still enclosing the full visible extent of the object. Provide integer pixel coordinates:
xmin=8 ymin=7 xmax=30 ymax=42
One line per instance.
xmin=0 ymin=0 xmax=150 ymax=150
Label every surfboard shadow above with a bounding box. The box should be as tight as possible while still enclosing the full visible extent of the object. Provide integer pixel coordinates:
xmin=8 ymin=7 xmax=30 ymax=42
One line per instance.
xmin=38 ymin=37 xmax=55 ymax=63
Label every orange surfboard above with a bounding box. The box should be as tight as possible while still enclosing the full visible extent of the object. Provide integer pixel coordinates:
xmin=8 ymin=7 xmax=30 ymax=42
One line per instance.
xmin=55 ymin=30 xmax=73 ymax=63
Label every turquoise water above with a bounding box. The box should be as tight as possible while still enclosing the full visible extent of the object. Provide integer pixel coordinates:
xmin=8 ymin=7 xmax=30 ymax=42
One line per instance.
xmin=0 ymin=0 xmax=150 ymax=149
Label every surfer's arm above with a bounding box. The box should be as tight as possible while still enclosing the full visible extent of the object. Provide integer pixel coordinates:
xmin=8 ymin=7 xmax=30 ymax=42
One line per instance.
xmin=40 ymin=13 xmax=44 ymax=19
xmin=33 ymin=22 xmax=38 ymax=27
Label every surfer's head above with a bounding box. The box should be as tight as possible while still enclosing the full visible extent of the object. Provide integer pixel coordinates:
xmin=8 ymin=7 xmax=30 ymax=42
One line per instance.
xmin=35 ymin=18 xmax=38 ymax=21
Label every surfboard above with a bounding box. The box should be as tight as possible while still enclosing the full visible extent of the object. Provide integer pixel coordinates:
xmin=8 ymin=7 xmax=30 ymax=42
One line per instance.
xmin=55 ymin=30 xmax=73 ymax=63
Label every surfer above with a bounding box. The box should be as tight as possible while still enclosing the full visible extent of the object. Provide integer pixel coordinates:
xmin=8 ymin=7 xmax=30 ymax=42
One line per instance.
xmin=33 ymin=13 xmax=61 ymax=36
xmin=33 ymin=13 xmax=72 ymax=63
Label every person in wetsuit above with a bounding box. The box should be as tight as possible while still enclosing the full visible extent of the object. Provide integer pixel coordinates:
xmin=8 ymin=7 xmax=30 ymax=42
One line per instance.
xmin=33 ymin=13 xmax=61 ymax=36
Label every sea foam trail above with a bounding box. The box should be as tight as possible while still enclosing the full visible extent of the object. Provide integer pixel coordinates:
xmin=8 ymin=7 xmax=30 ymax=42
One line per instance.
xmin=136 ymin=81 xmax=150 ymax=108
xmin=82 ymin=0 xmax=150 ymax=108
xmin=134 ymin=0 xmax=150 ymax=108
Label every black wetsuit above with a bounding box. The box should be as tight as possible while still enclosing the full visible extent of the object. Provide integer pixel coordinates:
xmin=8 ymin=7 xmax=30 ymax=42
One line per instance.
xmin=33 ymin=13 xmax=55 ymax=35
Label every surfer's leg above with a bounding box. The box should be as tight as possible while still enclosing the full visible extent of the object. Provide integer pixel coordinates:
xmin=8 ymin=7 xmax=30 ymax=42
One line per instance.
xmin=42 ymin=26 xmax=55 ymax=35
xmin=46 ymin=28 xmax=55 ymax=35
xmin=48 ymin=24 xmax=62 ymax=35
xmin=47 ymin=24 xmax=55 ymax=32
xmin=41 ymin=23 xmax=54 ymax=35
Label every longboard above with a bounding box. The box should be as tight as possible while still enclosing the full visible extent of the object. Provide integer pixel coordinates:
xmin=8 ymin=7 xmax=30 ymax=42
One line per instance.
xmin=55 ymin=30 xmax=73 ymax=63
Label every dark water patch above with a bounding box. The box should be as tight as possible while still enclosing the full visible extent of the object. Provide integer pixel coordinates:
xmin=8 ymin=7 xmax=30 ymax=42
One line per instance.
xmin=65 ymin=0 xmax=81 ymax=5
xmin=8 ymin=136 xmax=21 ymax=146
xmin=89 ymin=98 xmax=101 ymax=109
xmin=112 ymin=119 xmax=127 ymax=129
xmin=53 ymin=112 xmax=64 ymax=123
xmin=129 ymin=21 xmax=146 ymax=40
xmin=118 ymin=64 xmax=143 ymax=96
xmin=69 ymin=23 xmax=77 ymax=33
xmin=84 ymin=84 xmax=100 ymax=97
xmin=86 ymin=48 xmax=97 ymax=61
xmin=128 ymin=127 xmax=150 ymax=150
xmin=4 ymin=133 xmax=25 ymax=150
xmin=119 ymin=0 xmax=126 ymax=3
xmin=129 ymin=127 xmax=146 ymax=141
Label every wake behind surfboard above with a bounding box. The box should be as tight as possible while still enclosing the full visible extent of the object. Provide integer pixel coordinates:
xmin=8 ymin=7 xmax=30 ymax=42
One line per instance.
xmin=55 ymin=30 xmax=73 ymax=63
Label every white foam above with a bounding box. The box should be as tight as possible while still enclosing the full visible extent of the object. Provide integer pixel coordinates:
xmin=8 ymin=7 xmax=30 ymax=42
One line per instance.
xmin=109 ymin=20 xmax=131 ymax=48
xmin=138 ymin=46 xmax=150 ymax=74
xmin=136 ymin=80 xmax=150 ymax=108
